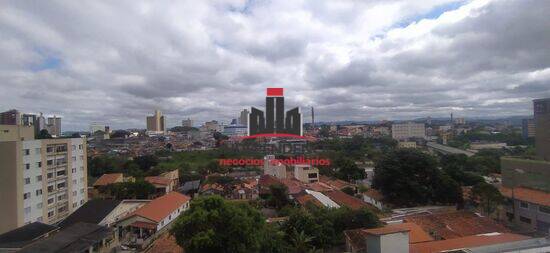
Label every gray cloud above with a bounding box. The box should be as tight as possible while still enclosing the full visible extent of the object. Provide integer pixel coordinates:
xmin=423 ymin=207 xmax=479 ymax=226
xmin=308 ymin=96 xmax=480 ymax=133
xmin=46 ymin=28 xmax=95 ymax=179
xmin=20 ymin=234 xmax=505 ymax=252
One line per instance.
xmin=0 ymin=0 xmax=549 ymax=130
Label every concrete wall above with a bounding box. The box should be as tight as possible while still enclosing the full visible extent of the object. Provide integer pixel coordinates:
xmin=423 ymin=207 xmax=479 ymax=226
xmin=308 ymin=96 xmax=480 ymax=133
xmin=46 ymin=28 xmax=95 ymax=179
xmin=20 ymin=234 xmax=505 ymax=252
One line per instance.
xmin=501 ymin=157 xmax=550 ymax=192
xmin=0 ymin=141 xmax=23 ymax=234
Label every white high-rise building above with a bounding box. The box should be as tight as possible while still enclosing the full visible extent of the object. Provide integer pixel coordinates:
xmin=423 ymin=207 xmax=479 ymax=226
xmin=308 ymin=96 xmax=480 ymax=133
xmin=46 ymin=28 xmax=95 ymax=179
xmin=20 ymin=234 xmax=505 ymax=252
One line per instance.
xmin=0 ymin=125 xmax=88 ymax=234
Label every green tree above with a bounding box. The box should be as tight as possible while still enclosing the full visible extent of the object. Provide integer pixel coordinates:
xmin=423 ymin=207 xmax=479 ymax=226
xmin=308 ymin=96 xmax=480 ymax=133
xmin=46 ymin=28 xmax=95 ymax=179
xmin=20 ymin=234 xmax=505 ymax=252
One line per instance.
xmin=172 ymin=195 xmax=267 ymax=253
xmin=267 ymin=184 xmax=290 ymax=209
xmin=318 ymin=125 xmax=330 ymax=138
xmin=471 ymin=182 xmax=503 ymax=215
xmin=373 ymin=149 xmax=462 ymax=206
xmin=334 ymin=157 xmax=364 ymax=181
xmin=36 ymin=129 xmax=52 ymax=139
xmin=133 ymin=155 xmax=158 ymax=171
xmin=102 ymin=180 xmax=156 ymax=199
xmin=341 ymin=186 xmax=355 ymax=196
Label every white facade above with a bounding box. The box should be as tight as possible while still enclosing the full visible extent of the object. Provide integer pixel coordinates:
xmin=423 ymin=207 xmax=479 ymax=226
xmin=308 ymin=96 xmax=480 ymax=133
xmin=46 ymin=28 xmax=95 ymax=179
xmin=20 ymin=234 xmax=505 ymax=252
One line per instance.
xmin=22 ymin=140 xmax=44 ymax=224
xmin=70 ymin=138 xmax=87 ymax=210
xmin=391 ymin=122 xmax=426 ymax=140
xmin=294 ymin=165 xmax=319 ymax=183
xmin=263 ymin=155 xmax=287 ymax=179
xmin=156 ymin=201 xmax=190 ymax=231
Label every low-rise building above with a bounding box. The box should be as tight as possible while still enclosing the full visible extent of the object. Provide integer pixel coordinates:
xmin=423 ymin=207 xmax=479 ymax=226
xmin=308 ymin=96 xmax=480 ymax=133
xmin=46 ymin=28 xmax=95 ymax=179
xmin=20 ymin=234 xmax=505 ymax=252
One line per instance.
xmin=398 ymin=141 xmax=417 ymax=149
xmin=392 ymin=122 xmax=426 ymax=140
xmin=500 ymin=186 xmax=550 ymax=234
xmin=293 ymin=164 xmax=319 ymax=183
xmin=117 ymin=192 xmax=190 ymax=249
xmin=362 ymin=189 xmax=386 ymax=210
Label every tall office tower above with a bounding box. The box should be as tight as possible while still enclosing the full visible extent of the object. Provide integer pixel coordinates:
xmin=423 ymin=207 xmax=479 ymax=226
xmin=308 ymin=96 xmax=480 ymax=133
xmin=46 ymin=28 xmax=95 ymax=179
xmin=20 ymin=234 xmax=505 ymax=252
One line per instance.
xmin=0 ymin=109 xmax=22 ymax=125
xmin=0 ymin=125 xmax=88 ymax=234
xmin=265 ymin=88 xmax=285 ymax=133
xmin=146 ymin=110 xmax=166 ymax=135
xmin=239 ymin=109 xmax=249 ymax=126
xmin=534 ymin=98 xmax=550 ymax=161
xmin=522 ymin=118 xmax=535 ymax=139
xmin=47 ymin=116 xmax=62 ymax=136
xmin=182 ymin=118 xmax=193 ymax=128
xmin=391 ymin=122 xmax=426 ymax=140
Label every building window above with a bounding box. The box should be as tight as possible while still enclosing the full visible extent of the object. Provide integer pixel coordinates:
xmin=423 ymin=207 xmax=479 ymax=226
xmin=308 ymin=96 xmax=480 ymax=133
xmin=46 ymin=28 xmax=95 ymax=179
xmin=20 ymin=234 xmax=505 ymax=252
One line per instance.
xmin=80 ymin=166 xmax=84 ymax=171
xmin=73 ymin=191 xmax=77 ymax=196
xmin=72 ymin=179 xmax=77 ymax=185
xmin=23 ymin=192 xmax=31 ymax=200
xmin=80 ymin=199 xmax=84 ymax=205
xmin=80 ymin=155 xmax=84 ymax=160
xmin=24 ymin=177 xmax=31 ymax=184
xmin=37 ymin=202 xmax=43 ymax=209
xmin=78 ymin=144 xmax=82 ymax=150
xmin=72 ymin=202 xmax=77 ymax=208
xmin=47 ymin=185 xmax=54 ymax=193
xmin=72 ymin=156 xmax=76 ymax=161
xmin=80 ymin=188 xmax=85 ymax=194
xmin=47 ymin=160 xmax=53 ymax=166
xmin=57 ymin=182 xmax=66 ymax=189
xmin=72 ymin=145 xmax=76 ymax=151
xmin=24 ymin=149 xmax=30 ymax=155
xmin=56 ymin=170 xmax=66 ymax=176
xmin=37 ymin=175 xmax=42 ymax=182
xmin=48 ymin=211 xmax=54 ymax=217
xmin=519 ymin=216 xmax=531 ymax=224
xmin=539 ymin=206 xmax=550 ymax=215
xmin=36 ymin=217 xmax=43 ymax=222
xmin=37 ymin=162 xmax=42 ymax=168
xmin=48 ymin=198 xmax=54 ymax=204
xmin=47 ymin=172 xmax=53 ymax=179
xmin=520 ymin=201 xmax=529 ymax=209
xmin=72 ymin=168 xmax=76 ymax=173
xmin=25 ymin=163 xmax=30 ymax=170
xmin=36 ymin=189 xmax=42 ymax=196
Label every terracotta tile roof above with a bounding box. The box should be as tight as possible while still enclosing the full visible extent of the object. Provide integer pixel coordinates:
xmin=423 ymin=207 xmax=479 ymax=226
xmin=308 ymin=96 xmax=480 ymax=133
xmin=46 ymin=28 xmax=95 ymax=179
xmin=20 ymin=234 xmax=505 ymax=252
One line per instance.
xmin=319 ymin=175 xmax=355 ymax=189
xmin=364 ymin=189 xmax=384 ymax=201
xmin=324 ymin=190 xmax=367 ymax=210
xmin=305 ymin=182 xmax=333 ymax=192
xmin=363 ymin=223 xmax=434 ymax=243
xmin=500 ymin=186 xmax=550 ymax=206
xmin=200 ymin=183 xmax=225 ymax=192
xmin=145 ymin=233 xmax=184 ymax=253
xmin=133 ymin=192 xmax=190 ymax=222
xmin=410 ymin=233 xmax=529 ymax=253
xmin=258 ymin=175 xmax=281 ymax=187
xmin=93 ymin=173 xmax=123 ymax=187
xmin=295 ymin=193 xmax=324 ymax=207
xmin=404 ymin=211 xmax=509 ymax=240
xmin=145 ymin=176 xmax=171 ymax=186
xmin=280 ymin=178 xmax=305 ymax=195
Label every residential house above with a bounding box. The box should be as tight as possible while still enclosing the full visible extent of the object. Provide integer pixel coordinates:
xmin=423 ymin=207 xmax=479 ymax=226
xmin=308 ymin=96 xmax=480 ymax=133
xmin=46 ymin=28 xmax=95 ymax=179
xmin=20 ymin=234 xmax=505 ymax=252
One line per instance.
xmin=145 ymin=176 xmax=175 ymax=196
xmin=344 ymin=222 xmax=433 ymax=253
xmin=116 ymin=192 xmax=190 ymax=249
xmin=293 ymin=164 xmax=319 ymax=183
xmin=93 ymin=173 xmax=124 ymax=188
xmin=500 ymin=186 xmax=550 ymax=234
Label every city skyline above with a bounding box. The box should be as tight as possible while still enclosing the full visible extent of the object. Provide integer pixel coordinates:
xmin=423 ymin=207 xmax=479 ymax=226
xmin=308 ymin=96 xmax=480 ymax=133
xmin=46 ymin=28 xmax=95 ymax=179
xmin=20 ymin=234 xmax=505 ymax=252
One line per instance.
xmin=1 ymin=0 xmax=549 ymax=131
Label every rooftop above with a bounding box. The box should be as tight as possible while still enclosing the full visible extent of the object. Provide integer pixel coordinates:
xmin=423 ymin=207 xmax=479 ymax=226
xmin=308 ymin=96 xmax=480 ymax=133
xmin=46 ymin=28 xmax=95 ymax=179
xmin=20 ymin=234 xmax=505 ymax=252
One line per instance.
xmin=363 ymin=223 xmax=434 ymax=243
xmin=499 ymin=186 xmax=550 ymax=206
xmin=58 ymin=199 xmax=121 ymax=229
xmin=145 ymin=176 xmax=172 ymax=186
xmin=144 ymin=233 xmax=184 ymax=253
xmin=131 ymin=192 xmax=191 ymax=222
xmin=324 ymin=190 xmax=367 ymax=210
xmin=18 ymin=222 xmax=111 ymax=253
xmin=410 ymin=233 xmax=529 ymax=253
xmin=0 ymin=222 xmax=59 ymax=249
xmin=93 ymin=173 xmax=123 ymax=187
xmin=404 ymin=211 xmax=509 ymax=240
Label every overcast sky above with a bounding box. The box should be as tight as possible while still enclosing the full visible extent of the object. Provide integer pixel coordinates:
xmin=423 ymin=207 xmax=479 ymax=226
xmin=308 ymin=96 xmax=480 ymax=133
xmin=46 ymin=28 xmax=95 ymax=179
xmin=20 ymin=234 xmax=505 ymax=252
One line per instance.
xmin=1 ymin=0 xmax=549 ymax=131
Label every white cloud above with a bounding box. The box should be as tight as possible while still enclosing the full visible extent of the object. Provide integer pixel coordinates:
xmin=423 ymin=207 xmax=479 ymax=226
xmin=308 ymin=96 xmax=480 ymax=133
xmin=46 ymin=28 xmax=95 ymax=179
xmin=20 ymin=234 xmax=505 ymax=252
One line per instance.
xmin=0 ymin=0 xmax=549 ymax=130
